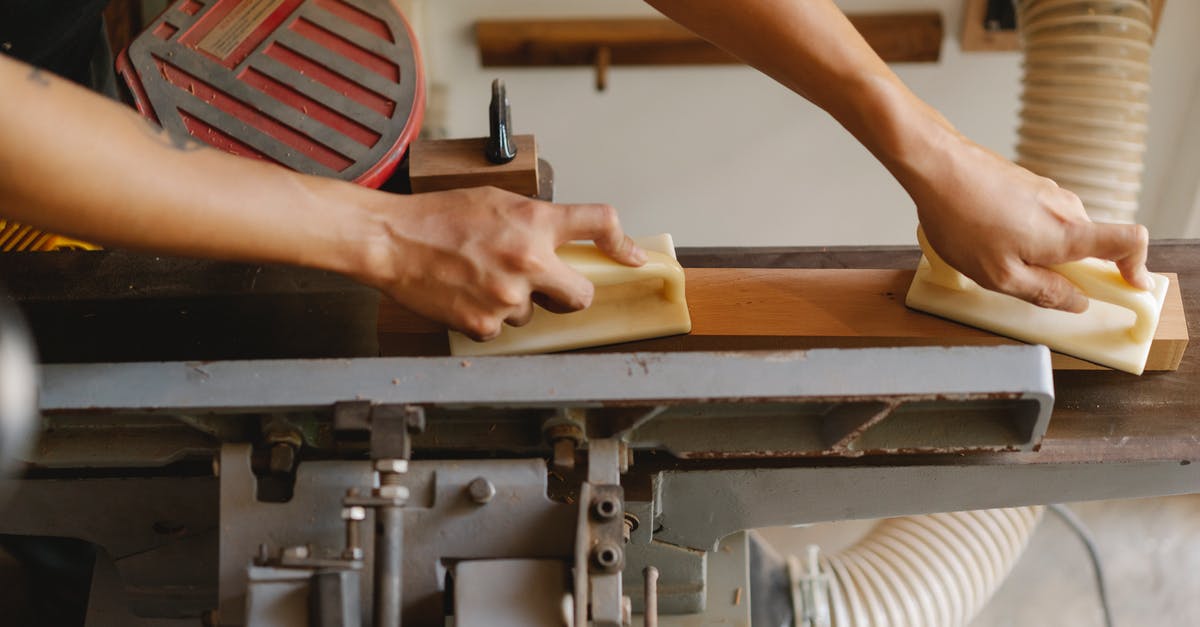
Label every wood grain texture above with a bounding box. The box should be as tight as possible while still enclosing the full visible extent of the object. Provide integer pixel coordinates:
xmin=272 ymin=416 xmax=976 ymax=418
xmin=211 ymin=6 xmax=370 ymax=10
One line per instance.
xmin=409 ymin=135 xmax=539 ymax=196
xmin=378 ymin=268 xmax=1188 ymax=370
xmin=476 ymin=13 xmax=944 ymax=67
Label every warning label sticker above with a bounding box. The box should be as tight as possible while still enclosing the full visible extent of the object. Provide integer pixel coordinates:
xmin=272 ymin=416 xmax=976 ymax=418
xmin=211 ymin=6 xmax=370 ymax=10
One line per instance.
xmin=196 ymin=0 xmax=286 ymax=61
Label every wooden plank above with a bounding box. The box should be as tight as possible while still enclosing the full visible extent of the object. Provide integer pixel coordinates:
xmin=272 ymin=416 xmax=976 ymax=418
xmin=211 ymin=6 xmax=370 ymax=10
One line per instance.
xmin=378 ymin=268 xmax=1188 ymax=371
xmin=475 ymin=13 xmax=944 ymax=67
xmin=409 ymin=135 xmax=539 ymax=197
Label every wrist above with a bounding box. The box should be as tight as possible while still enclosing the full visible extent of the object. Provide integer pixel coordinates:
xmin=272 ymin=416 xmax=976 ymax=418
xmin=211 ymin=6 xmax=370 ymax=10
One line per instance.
xmin=847 ymin=76 xmax=965 ymax=199
xmin=294 ymin=175 xmax=403 ymax=288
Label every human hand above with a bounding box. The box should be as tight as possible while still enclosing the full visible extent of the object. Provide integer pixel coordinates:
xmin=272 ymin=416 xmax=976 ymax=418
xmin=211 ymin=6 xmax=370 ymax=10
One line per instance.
xmin=358 ymin=186 xmax=646 ymax=340
xmin=907 ymin=137 xmax=1151 ymax=312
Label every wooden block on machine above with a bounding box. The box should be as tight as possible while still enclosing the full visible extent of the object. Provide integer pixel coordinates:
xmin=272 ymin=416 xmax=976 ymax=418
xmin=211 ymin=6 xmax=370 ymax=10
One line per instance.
xmin=378 ymin=268 xmax=1188 ymax=371
xmin=409 ymin=135 xmax=539 ymax=196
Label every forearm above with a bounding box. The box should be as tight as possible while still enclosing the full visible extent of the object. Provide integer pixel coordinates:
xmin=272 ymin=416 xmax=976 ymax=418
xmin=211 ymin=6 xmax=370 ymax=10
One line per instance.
xmin=645 ymin=0 xmax=957 ymax=188
xmin=0 ymin=54 xmax=378 ymax=277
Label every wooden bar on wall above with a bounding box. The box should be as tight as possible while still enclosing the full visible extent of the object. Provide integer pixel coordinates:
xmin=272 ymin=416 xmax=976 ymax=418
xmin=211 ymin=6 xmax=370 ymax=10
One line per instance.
xmin=377 ymin=268 xmax=1188 ymax=371
xmin=476 ymin=12 xmax=945 ymax=68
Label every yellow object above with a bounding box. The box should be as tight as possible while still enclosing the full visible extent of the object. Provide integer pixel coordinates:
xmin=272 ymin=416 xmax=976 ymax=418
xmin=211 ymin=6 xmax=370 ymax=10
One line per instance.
xmin=905 ymin=226 xmax=1168 ymax=374
xmin=449 ymin=234 xmax=692 ymax=356
xmin=0 ymin=220 xmax=98 ymax=251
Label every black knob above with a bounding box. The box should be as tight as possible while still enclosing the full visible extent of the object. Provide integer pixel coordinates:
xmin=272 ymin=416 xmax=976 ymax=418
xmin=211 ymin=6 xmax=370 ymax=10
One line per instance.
xmin=486 ymin=79 xmax=518 ymax=164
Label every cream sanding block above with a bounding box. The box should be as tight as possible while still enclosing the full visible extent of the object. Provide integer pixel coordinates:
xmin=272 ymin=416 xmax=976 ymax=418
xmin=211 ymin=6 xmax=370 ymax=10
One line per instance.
xmin=449 ymin=234 xmax=692 ymax=356
xmin=905 ymin=227 xmax=1169 ymax=374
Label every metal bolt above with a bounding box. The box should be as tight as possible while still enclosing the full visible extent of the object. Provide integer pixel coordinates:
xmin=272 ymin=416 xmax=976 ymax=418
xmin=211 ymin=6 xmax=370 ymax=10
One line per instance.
xmin=342 ymin=506 xmax=366 ymax=561
xmin=268 ymin=442 xmax=296 ymax=474
xmin=255 ymin=543 xmax=270 ymax=566
xmin=553 ymin=438 xmax=577 ymax=471
xmin=468 ymin=477 xmax=496 ymax=504
xmin=545 ymin=422 xmax=583 ymax=472
xmin=622 ymin=513 xmax=639 ymax=544
xmin=282 ymin=545 xmax=310 ymax=560
xmin=593 ymin=496 xmax=621 ymax=521
xmin=375 ymin=459 xmax=408 ymax=474
xmin=376 ymin=484 xmax=410 ymax=500
xmin=592 ymin=542 xmax=623 ymax=572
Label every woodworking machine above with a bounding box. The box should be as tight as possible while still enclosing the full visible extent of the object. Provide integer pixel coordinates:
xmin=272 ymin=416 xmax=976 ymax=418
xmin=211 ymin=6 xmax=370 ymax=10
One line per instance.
xmin=2 ymin=1 xmax=1199 ymax=625
xmin=2 ymin=243 xmax=1199 ymax=627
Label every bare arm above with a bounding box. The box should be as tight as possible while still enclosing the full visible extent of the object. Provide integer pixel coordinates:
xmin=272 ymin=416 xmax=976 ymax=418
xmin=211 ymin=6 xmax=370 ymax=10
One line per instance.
xmin=0 ymin=54 xmax=644 ymax=339
xmin=649 ymin=0 xmax=1151 ymax=311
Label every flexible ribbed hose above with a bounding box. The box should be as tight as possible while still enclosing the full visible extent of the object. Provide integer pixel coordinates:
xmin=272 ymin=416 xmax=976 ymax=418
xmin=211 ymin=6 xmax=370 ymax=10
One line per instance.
xmin=816 ymin=507 xmax=1044 ymax=627
xmin=1015 ymin=0 xmax=1154 ymax=223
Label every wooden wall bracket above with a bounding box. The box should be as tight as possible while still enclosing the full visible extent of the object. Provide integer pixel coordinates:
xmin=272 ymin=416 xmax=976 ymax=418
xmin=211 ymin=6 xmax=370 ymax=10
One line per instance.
xmin=476 ymin=13 xmax=944 ymax=91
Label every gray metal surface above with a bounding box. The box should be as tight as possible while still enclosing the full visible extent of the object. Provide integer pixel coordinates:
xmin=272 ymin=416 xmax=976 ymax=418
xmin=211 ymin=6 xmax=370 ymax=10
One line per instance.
xmin=653 ymin=532 xmax=752 ymax=627
xmin=39 ymin=347 xmax=1055 ymax=460
xmin=218 ymin=446 xmax=576 ymax=626
xmin=654 ymin=461 xmax=1200 ymax=552
xmin=0 ymin=476 xmax=218 ymax=618
xmin=454 ymin=560 xmax=567 ymax=627
xmin=40 ymin=347 xmax=1051 ymax=411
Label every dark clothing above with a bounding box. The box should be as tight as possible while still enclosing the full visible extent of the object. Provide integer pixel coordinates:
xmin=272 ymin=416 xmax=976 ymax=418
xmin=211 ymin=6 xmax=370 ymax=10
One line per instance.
xmin=0 ymin=0 xmax=110 ymax=85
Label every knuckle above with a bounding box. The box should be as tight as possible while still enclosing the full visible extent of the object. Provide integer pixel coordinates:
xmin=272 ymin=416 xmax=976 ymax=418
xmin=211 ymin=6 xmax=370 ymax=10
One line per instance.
xmin=980 ymin=264 xmax=1016 ymax=293
xmin=1059 ymin=188 xmax=1084 ymax=210
xmin=488 ymin=282 xmax=527 ymax=307
xmin=512 ymin=199 xmax=546 ymax=223
xmin=596 ymin=204 xmax=620 ymax=230
xmin=466 ymin=317 xmax=501 ymax=341
xmin=1029 ymin=283 xmax=1061 ymax=309
xmin=1132 ymin=223 xmax=1149 ymax=247
xmin=503 ymin=249 xmax=542 ymax=273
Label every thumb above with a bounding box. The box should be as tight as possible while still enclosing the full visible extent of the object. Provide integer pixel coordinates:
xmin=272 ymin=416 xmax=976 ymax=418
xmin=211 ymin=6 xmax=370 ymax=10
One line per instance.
xmin=1000 ymin=263 xmax=1090 ymax=313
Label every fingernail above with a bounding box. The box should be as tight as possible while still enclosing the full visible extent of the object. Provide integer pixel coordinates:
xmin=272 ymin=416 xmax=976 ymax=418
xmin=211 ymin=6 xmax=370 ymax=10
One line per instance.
xmin=630 ymin=244 xmax=648 ymax=264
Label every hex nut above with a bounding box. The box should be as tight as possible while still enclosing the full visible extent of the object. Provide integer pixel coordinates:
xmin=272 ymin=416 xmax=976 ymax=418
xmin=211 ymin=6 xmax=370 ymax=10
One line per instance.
xmin=374 ymin=459 xmax=409 ymax=474
xmin=467 ymin=477 xmax=496 ymax=504
xmin=341 ymin=506 xmax=367 ymax=521
xmin=376 ymin=485 xmax=410 ymax=500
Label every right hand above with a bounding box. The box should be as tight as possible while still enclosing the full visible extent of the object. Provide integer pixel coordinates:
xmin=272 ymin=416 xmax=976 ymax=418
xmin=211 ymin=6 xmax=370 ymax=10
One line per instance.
xmin=359 ymin=186 xmax=646 ymax=341
xmin=909 ymin=137 xmax=1151 ymax=313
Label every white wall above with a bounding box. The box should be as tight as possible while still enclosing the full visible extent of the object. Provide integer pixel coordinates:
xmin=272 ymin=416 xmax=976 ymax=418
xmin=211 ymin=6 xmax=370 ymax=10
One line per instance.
xmin=420 ymin=0 xmax=1200 ymax=247
xmin=1143 ymin=1 xmax=1200 ymax=237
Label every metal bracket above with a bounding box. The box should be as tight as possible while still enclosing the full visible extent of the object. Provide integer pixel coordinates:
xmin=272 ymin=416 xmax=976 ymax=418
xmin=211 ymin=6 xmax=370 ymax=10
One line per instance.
xmin=788 ymin=546 xmax=830 ymax=627
xmin=576 ymin=438 xmax=630 ymax=627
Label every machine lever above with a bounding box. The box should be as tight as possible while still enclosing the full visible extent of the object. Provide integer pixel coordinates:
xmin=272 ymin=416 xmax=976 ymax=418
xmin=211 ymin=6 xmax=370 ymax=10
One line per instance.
xmin=486 ymin=79 xmax=518 ymax=164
